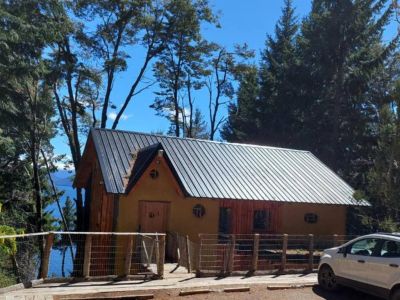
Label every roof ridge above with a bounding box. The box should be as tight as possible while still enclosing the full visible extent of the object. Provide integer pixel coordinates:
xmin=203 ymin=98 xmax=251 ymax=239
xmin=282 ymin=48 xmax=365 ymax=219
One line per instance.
xmin=92 ymin=128 xmax=310 ymax=153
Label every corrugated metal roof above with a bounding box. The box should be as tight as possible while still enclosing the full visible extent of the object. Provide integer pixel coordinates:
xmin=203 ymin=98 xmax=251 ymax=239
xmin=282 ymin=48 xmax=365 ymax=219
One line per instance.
xmin=89 ymin=128 xmax=369 ymax=206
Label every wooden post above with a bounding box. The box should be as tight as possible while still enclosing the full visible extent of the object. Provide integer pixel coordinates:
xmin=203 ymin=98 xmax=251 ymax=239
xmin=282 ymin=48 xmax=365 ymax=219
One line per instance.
xmin=251 ymin=234 xmax=260 ymax=273
xmin=280 ymin=234 xmax=288 ymax=273
xmin=308 ymin=234 xmax=314 ymax=272
xmin=176 ymin=232 xmax=181 ymax=264
xmin=227 ymin=235 xmax=236 ymax=274
xmin=83 ymin=234 xmax=92 ymax=278
xmin=333 ymin=234 xmax=339 ymax=247
xmin=185 ymin=235 xmax=192 ymax=273
xmin=124 ymin=235 xmax=134 ymax=277
xmin=40 ymin=232 xmax=54 ymax=279
xmin=157 ymin=235 xmax=166 ymax=278
xmin=195 ymin=234 xmax=202 ymax=277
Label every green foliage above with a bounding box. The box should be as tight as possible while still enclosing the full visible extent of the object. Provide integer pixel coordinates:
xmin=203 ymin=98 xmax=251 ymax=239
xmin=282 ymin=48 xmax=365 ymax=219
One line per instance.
xmin=259 ymin=0 xmax=299 ymax=147
xmin=0 ymin=225 xmax=17 ymax=256
xmin=0 ymin=225 xmax=18 ymax=288
xmin=152 ymin=0 xmax=217 ymax=137
xmin=221 ymin=66 xmax=260 ymax=143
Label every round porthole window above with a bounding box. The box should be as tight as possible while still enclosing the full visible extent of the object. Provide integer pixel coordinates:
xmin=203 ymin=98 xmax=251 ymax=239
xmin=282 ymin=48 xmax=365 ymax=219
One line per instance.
xmin=149 ymin=169 xmax=159 ymax=179
xmin=304 ymin=213 xmax=318 ymax=224
xmin=192 ymin=204 xmax=206 ymax=218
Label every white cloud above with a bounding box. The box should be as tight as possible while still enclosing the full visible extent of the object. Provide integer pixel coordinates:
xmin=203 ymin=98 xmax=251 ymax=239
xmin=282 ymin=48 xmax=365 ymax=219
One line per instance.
xmin=108 ymin=112 xmax=130 ymax=121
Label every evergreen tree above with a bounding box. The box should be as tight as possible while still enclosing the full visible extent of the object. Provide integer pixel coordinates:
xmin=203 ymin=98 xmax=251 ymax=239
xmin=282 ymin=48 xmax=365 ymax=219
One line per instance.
xmin=221 ymin=66 xmax=260 ymax=143
xmin=259 ymin=0 xmax=300 ymax=147
xmin=360 ymin=83 xmax=400 ymax=232
xmin=185 ymin=109 xmax=208 ymax=139
xmin=296 ymin=0 xmax=398 ymax=185
xmin=151 ymin=0 xmax=216 ymax=137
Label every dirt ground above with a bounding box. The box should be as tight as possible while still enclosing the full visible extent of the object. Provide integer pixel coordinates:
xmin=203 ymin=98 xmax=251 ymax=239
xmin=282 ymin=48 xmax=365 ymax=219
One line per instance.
xmin=147 ymin=285 xmax=380 ymax=300
xmin=65 ymin=285 xmax=381 ymax=300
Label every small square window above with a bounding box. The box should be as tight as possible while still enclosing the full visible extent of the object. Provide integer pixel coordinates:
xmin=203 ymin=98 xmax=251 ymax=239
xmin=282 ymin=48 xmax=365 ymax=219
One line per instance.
xmin=253 ymin=210 xmax=269 ymax=231
xmin=304 ymin=213 xmax=318 ymax=224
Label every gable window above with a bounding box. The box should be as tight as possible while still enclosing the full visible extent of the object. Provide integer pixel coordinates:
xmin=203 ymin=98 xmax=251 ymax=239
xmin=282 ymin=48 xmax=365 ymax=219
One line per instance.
xmin=149 ymin=169 xmax=159 ymax=179
xmin=253 ymin=210 xmax=269 ymax=231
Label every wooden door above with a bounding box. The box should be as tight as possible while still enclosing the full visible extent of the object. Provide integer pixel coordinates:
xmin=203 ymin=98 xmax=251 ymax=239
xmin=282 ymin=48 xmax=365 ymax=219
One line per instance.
xmin=139 ymin=201 xmax=169 ymax=233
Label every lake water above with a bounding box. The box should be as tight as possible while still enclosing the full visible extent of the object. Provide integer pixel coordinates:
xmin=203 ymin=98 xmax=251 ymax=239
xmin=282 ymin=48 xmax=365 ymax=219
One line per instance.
xmin=46 ymin=173 xmax=77 ymax=277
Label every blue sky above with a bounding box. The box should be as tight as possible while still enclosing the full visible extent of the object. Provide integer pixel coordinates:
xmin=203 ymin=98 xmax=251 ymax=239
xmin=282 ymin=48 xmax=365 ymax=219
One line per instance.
xmin=52 ymin=0 xmax=398 ymax=159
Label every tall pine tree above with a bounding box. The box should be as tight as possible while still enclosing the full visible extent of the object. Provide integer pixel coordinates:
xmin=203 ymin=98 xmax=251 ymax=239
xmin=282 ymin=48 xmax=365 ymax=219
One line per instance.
xmin=296 ymin=0 xmax=399 ymax=185
xmin=259 ymin=0 xmax=300 ymax=147
xmin=221 ymin=66 xmax=260 ymax=143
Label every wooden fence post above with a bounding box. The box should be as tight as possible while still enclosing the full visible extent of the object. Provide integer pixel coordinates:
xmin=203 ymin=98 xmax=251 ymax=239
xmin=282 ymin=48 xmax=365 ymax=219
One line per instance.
xmin=333 ymin=234 xmax=339 ymax=247
xmin=124 ymin=235 xmax=134 ymax=277
xmin=251 ymin=234 xmax=260 ymax=273
xmin=227 ymin=235 xmax=236 ymax=274
xmin=83 ymin=234 xmax=92 ymax=278
xmin=308 ymin=234 xmax=314 ymax=272
xmin=157 ymin=235 xmax=166 ymax=278
xmin=280 ymin=234 xmax=288 ymax=273
xmin=40 ymin=232 xmax=54 ymax=279
xmin=185 ymin=235 xmax=192 ymax=273
xmin=195 ymin=234 xmax=202 ymax=277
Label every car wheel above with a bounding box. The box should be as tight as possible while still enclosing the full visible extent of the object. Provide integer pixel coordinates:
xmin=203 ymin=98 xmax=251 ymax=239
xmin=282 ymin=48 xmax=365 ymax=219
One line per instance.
xmin=318 ymin=265 xmax=338 ymax=291
xmin=391 ymin=288 xmax=400 ymax=300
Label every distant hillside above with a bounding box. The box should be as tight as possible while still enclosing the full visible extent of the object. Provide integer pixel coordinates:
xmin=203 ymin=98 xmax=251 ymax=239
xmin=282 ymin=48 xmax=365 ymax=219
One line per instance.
xmin=51 ymin=170 xmax=74 ymax=187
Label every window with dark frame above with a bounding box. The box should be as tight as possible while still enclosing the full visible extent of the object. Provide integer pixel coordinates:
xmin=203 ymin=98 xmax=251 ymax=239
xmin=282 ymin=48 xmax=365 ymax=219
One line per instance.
xmin=304 ymin=213 xmax=318 ymax=224
xmin=253 ymin=210 xmax=269 ymax=231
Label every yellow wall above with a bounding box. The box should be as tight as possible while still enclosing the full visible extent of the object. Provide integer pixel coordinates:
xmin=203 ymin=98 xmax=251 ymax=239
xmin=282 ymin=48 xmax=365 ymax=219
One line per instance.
xmin=116 ymin=156 xmax=348 ymax=238
xmin=279 ymin=203 xmax=347 ymax=235
xmin=116 ymin=156 xmax=220 ymax=242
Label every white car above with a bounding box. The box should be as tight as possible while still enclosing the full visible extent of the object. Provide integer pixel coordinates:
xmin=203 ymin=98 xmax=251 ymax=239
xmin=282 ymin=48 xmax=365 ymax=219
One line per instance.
xmin=318 ymin=233 xmax=400 ymax=300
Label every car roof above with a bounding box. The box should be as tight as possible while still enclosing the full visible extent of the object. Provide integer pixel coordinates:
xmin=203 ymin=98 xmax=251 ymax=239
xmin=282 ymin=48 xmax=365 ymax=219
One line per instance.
xmin=360 ymin=233 xmax=400 ymax=240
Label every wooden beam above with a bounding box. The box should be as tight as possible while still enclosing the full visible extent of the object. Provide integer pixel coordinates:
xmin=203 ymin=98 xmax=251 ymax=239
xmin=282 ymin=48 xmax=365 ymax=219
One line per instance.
xmin=157 ymin=235 xmax=166 ymax=278
xmin=280 ymin=234 xmax=288 ymax=273
xmin=124 ymin=235 xmax=134 ymax=277
xmin=83 ymin=235 xmax=92 ymax=278
xmin=227 ymin=235 xmax=236 ymax=274
xmin=40 ymin=233 xmax=54 ymax=279
xmin=251 ymin=234 xmax=260 ymax=273
xmin=195 ymin=235 xmax=202 ymax=277
xmin=308 ymin=234 xmax=314 ymax=272
xmin=185 ymin=235 xmax=192 ymax=273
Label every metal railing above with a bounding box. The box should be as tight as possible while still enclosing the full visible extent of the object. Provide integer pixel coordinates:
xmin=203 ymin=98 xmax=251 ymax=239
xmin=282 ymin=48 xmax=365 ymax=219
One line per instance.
xmin=196 ymin=234 xmax=356 ymax=276
xmin=0 ymin=231 xmax=166 ymax=288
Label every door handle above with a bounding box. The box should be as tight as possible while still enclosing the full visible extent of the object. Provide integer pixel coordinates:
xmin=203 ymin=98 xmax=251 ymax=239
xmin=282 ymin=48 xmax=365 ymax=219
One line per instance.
xmin=390 ymin=264 xmax=399 ymax=268
xmin=357 ymin=260 xmax=365 ymax=263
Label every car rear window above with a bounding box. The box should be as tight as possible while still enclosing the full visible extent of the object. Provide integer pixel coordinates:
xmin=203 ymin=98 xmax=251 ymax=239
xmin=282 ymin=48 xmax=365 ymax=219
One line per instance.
xmin=380 ymin=240 xmax=400 ymax=257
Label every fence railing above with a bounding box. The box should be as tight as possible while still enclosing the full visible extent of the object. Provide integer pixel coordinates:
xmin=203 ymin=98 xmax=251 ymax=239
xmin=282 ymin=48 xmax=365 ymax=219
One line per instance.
xmin=196 ymin=234 xmax=356 ymax=276
xmin=0 ymin=231 xmax=166 ymax=288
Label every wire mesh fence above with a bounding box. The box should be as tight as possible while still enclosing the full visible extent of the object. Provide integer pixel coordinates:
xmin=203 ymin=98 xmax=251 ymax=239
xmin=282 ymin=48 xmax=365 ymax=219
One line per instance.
xmin=196 ymin=233 xmax=356 ymax=276
xmin=0 ymin=232 xmax=166 ymax=288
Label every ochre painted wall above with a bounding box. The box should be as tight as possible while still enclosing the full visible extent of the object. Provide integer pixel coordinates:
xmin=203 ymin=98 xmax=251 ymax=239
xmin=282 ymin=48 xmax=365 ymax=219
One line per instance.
xmin=279 ymin=203 xmax=347 ymax=235
xmin=116 ymin=156 xmax=220 ymax=243
xmin=116 ymin=155 xmax=348 ymax=238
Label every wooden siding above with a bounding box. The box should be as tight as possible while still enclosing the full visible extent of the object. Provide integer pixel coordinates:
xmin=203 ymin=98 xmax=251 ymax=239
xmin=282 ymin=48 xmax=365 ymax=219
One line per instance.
xmin=87 ymin=158 xmax=116 ymax=276
xmin=219 ymin=200 xmax=282 ymax=234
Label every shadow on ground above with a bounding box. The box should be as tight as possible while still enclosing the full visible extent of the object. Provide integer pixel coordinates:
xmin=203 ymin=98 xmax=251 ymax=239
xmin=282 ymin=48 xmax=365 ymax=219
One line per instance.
xmin=312 ymin=285 xmax=380 ymax=300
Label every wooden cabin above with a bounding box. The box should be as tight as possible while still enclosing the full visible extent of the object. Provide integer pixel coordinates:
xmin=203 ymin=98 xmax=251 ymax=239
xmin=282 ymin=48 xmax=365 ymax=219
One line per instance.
xmin=75 ymin=128 xmax=368 ymax=243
